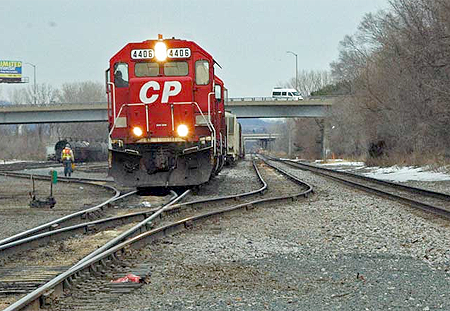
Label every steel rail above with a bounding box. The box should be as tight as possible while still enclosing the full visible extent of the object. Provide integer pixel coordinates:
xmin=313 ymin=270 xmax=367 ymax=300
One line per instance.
xmin=3 ymin=190 xmax=188 ymax=311
xmin=0 ymin=161 xmax=58 ymax=172
xmin=71 ymin=189 xmax=185 ymax=268
xmin=175 ymin=160 xmax=268 ymax=205
xmin=272 ymin=157 xmax=450 ymax=219
xmin=282 ymin=158 xmax=450 ymax=201
xmin=1 ymin=170 xmax=112 ymax=183
xmin=0 ymin=190 xmax=141 ymax=256
xmin=4 ymin=158 xmax=311 ymax=311
xmin=71 ymin=158 xmax=268 ymax=268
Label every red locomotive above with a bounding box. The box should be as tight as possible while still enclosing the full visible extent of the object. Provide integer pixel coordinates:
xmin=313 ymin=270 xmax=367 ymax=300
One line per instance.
xmin=106 ymin=35 xmax=227 ymax=188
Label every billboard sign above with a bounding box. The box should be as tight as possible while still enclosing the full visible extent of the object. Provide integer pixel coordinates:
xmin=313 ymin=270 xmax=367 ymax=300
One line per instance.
xmin=0 ymin=60 xmax=22 ymax=83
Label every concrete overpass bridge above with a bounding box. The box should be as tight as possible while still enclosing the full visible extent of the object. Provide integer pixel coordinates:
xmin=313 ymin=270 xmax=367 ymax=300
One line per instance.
xmin=242 ymin=133 xmax=281 ymax=141
xmin=0 ymin=97 xmax=333 ymax=124
xmin=0 ymin=96 xmax=335 ymax=157
xmin=242 ymin=133 xmax=281 ymax=150
xmin=226 ymin=97 xmax=331 ymax=118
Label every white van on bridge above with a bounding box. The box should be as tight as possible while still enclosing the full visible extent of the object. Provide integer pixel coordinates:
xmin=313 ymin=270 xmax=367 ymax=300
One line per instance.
xmin=271 ymin=87 xmax=303 ymax=100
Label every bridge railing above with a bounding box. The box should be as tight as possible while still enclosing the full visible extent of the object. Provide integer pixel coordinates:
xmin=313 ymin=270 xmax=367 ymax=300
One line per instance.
xmin=0 ymin=95 xmax=338 ymax=107
xmin=227 ymin=95 xmax=336 ymax=102
xmin=0 ymin=101 xmax=108 ymax=108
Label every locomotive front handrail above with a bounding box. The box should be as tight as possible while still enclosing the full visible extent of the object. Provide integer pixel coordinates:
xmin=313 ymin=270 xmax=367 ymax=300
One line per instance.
xmin=107 ymin=82 xmax=116 ymax=119
xmin=207 ymin=92 xmax=217 ymax=155
xmin=108 ymin=103 xmax=146 ymax=137
xmin=109 ymin=101 xmax=216 ymax=153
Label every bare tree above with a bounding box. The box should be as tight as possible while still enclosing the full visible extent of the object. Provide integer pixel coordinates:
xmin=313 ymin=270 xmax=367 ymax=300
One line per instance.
xmin=59 ymin=81 xmax=105 ymax=103
xmin=55 ymin=81 xmax=107 ymax=141
xmin=284 ymin=70 xmax=333 ymax=97
xmin=329 ymin=0 xmax=450 ymax=164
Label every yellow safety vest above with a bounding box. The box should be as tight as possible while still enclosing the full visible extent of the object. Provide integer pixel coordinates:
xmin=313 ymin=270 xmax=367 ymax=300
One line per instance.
xmin=62 ymin=148 xmax=72 ymax=160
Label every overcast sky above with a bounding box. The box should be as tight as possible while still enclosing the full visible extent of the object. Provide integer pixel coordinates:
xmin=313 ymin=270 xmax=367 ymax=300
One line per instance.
xmin=0 ymin=0 xmax=389 ymax=100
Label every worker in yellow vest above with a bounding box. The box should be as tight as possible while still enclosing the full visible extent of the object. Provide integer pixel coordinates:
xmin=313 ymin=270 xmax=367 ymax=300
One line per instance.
xmin=61 ymin=144 xmax=75 ymax=177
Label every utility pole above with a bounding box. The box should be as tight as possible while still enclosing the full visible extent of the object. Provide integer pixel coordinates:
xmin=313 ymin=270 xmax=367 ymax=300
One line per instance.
xmin=25 ymin=62 xmax=37 ymax=104
xmin=286 ymin=51 xmax=298 ymax=91
xmin=288 ymin=122 xmax=292 ymax=158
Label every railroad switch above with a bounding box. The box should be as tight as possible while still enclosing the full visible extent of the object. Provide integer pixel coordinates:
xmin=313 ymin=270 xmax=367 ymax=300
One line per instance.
xmin=29 ymin=172 xmax=57 ymax=208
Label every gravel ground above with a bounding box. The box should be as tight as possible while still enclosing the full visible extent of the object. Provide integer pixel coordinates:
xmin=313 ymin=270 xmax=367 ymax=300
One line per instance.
xmin=7 ymin=159 xmax=450 ymax=310
xmin=191 ymin=160 xmax=262 ymax=199
xmin=103 ymin=159 xmax=450 ymax=310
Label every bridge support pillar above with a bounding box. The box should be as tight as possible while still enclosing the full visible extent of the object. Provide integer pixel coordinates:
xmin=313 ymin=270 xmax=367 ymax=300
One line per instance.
xmin=288 ymin=120 xmax=293 ymax=158
xmin=320 ymin=119 xmax=331 ymax=160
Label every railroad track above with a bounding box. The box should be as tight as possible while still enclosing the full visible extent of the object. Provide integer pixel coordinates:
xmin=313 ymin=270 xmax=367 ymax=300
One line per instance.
xmin=267 ymin=156 xmax=450 ymax=219
xmin=0 ymin=160 xmax=264 ymax=309
xmin=0 ymin=161 xmax=57 ymax=172
xmin=2 ymin=158 xmax=313 ymax=311
xmin=0 ymin=160 xmax=266 ymax=259
xmin=0 ymin=189 xmax=181 ymax=310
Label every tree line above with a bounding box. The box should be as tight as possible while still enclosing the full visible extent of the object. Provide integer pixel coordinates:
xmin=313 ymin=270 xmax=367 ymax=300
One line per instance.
xmin=0 ymin=81 xmax=107 ymax=160
xmin=274 ymin=0 xmax=450 ymax=164
xmin=329 ymin=0 xmax=450 ymax=164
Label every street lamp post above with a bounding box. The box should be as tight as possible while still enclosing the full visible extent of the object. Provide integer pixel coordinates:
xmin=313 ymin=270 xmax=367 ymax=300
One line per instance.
xmin=286 ymin=51 xmax=298 ymax=158
xmin=286 ymin=51 xmax=298 ymax=91
xmin=25 ymin=62 xmax=37 ymax=104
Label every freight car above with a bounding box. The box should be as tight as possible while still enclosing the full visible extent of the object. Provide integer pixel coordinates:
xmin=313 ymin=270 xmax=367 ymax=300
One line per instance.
xmin=54 ymin=139 xmax=108 ymax=163
xmin=106 ymin=35 xmax=228 ymax=188
xmin=225 ymin=112 xmax=244 ymax=164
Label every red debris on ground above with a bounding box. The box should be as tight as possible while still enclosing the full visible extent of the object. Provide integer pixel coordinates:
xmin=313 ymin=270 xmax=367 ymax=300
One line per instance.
xmin=111 ymin=274 xmax=141 ymax=283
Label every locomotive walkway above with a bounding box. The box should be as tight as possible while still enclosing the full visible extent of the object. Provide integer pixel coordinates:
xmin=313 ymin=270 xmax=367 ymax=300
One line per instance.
xmin=0 ymin=97 xmax=334 ymax=125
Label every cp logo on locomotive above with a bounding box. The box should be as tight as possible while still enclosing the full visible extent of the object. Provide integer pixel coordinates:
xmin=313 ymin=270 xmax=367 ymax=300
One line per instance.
xmin=139 ymin=81 xmax=182 ymax=104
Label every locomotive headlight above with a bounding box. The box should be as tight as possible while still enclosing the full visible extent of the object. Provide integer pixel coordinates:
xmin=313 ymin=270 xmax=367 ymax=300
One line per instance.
xmin=132 ymin=126 xmax=143 ymax=137
xmin=155 ymin=42 xmax=167 ymax=61
xmin=177 ymin=124 xmax=189 ymax=137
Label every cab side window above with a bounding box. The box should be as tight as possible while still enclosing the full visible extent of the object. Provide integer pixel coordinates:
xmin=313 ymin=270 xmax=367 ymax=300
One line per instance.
xmin=215 ymin=84 xmax=222 ymax=101
xmin=195 ymin=60 xmax=209 ymax=85
xmin=114 ymin=63 xmax=129 ymax=88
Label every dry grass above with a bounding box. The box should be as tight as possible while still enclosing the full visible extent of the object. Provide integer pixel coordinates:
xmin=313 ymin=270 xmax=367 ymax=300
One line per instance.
xmin=365 ymin=151 xmax=450 ymax=170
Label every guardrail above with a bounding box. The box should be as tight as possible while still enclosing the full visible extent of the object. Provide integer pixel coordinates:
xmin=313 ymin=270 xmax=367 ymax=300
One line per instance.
xmin=0 ymin=101 xmax=107 ymax=108
xmin=227 ymin=96 xmax=337 ymax=102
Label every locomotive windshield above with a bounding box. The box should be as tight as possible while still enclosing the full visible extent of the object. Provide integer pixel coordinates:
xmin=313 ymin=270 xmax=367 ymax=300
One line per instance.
xmin=135 ymin=61 xmax=188 ymax=77
xmin=164 ymin=62 xmax=188 ymax=76
xmin=135 ymin=62 xmax=159 ymax=77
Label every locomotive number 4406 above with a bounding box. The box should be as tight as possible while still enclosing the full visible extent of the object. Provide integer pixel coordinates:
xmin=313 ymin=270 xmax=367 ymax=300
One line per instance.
xmin=167 ymin=48 xmax=191 ymax=58
xmin=131 ymin=49 xmax=154 ymax=59
xmin=131 ymin=48 xmax=191 ymax=60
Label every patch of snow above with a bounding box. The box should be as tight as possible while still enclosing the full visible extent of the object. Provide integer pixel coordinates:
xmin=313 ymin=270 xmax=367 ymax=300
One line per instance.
xmin=317 ymin=160 xmax=365 ymax=167
xmin=313 ymin=159 xmax=450 ymax=182
xmin=0 ymin=159 xmax=27 ymax=164
xmin=362 ymin=166 xmax=450 ymax=182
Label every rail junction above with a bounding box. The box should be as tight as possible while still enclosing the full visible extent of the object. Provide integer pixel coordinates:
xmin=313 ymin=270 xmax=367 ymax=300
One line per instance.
xmin=2 ymin=156 xmax=450 ymax=309
xmin=0 ymin=158 xmax=313 ymax=310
